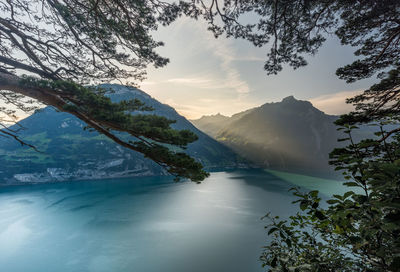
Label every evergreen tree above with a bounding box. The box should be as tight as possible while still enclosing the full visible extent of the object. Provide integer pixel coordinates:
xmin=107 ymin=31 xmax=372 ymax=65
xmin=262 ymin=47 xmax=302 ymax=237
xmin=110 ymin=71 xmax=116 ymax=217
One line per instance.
xmin=1 ymin=0 xmax=399 ymax=192
xmin=0 ymin=0 xmax=208 ymax=181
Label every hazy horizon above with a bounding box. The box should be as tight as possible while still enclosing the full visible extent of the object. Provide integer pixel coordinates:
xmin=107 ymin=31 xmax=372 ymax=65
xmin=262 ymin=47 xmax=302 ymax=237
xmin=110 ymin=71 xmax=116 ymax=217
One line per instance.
xmin=134 ymin=17 xmax=376 ymax=119
xmin=0 ymin=17 xmax=376 ymax=121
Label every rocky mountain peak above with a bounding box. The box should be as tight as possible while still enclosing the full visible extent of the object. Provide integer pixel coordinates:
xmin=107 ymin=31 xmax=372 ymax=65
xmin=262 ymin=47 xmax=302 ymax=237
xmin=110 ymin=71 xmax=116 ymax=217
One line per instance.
xmin=281 ymin=95 xmax=296 ymax=103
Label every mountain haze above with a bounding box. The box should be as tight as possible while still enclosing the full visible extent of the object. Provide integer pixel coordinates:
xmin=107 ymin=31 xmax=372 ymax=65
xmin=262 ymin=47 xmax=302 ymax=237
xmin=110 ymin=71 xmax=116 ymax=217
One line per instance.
xmin=190 ymin=113 xmax=230 ymax=138
xmin=191 ymin=96 xmax=342 ymax=176
xmin=0 ymin=84 xmax=242 ymax=185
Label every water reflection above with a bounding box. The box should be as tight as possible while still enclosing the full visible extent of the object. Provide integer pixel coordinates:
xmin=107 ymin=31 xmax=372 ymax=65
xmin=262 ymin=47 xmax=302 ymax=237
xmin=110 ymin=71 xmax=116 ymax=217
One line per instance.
xmin=0 ymin=170 xmax=343 ymax=272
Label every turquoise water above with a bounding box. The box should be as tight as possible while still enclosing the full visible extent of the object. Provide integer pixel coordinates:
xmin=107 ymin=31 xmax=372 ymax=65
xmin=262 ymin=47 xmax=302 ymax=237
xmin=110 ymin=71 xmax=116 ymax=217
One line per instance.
xmin=0 ymin=170 xmax=344 ymax=272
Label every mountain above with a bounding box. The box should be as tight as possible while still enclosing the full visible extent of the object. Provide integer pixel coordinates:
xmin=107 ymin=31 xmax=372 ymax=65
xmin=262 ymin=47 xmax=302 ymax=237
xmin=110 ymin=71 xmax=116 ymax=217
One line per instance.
xmin=191 ymin=96 xmax=343 ymax=177
xmin=0 ymin=84 xmax=242 ymax=185
xmin=190 ymin=113 xmax=230 ymax=138
xmin=190 ymin=109 xmax=256 ymax=138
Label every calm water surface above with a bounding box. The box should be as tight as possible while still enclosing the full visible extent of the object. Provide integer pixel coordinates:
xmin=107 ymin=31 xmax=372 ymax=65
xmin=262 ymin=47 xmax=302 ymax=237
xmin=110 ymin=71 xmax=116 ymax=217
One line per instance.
xmin=0 ymin=170 xmax=343 ymax=272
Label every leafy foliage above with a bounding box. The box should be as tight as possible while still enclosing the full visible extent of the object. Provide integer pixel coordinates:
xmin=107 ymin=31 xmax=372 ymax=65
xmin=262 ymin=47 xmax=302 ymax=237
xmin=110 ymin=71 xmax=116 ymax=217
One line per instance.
xmin=0 ymin=0 xmax=174 ymax=82
xmin=0 ymin=0 xmax=210 ymax=181
xmin=177 ymin=0 xmax=399 ymax=79
xmin=0 ymin=1 xmax=399 ymax=182
xmin=1 ymin=0 xmax=399 ymax=182
xmin=262 ymin=120 xmax=400 ymax=270
xmin=255 ymin=0 xmax=400 ymax=271
xmin=19 ymin=77 xmax=209 ymax=181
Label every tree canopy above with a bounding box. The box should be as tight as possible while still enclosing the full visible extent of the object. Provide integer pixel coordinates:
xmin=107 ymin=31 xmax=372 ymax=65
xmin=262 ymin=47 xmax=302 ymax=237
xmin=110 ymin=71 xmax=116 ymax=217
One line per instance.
xmin=0 ymin=0 xmax=209 ymax=181
xmin=241 ymin=1 xmax=400 ymax=271
xmin=0 ymin=0 xmax=399 ymax=182
xmin=1 ymin=0 xmax=400 ymax=269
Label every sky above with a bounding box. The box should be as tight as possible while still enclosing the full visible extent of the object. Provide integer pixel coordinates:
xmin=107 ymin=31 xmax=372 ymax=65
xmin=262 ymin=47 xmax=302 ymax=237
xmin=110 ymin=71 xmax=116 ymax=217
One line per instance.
xmin=0 ymin=15 xmax=377 ymax=122
xmin=138 ymin=17 xmax=377 ymax=120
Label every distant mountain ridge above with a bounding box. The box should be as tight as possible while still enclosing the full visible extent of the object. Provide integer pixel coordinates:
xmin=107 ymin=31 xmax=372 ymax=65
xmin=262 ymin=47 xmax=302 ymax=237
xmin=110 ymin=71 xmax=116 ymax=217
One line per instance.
xmin=0 ymin=84 xmax=243 ymax=185
xmin=191 ymin=96 xmax=343 ymax=177
xmin=191 ymin=113 xmax=230 ymax=138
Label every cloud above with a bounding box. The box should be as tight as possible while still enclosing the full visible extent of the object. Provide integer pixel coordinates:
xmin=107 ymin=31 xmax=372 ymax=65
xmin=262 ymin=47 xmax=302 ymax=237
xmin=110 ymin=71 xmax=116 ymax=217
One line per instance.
xmin=166 ymin=78 xmax=212 ymax=84
xmin=140 ymin=81 xmax=159 ymax=86
xmin=310 ymin=89 xmax=363 ymax=115
xmin=206 ymin=37 xmax=250 ymax=94
xmin=164 ymin=98 xmax=210 ymax=119
xmin=199 ymin=98 xmax=217 ymax=103
xmin=178 ymin=18 xmax=251 ymax=95
xmin=165 ymin=74 xmax=250 ymax=93
xmin=232 ymin=56 xmax=264 ymax=62
xmin=164 ymin=96 xmax=255 ymax=120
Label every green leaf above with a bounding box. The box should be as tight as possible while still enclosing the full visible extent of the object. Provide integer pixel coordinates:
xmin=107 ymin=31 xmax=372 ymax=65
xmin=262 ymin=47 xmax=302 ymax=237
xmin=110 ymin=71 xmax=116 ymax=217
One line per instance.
xmin=343 ymin=182 xmax=359 ymax=187
xmin=315 ymin=210 xmax=326 ymax=220
xmin=343 ymin=191 xmax=354 ymax=199
xmin=286 ymin=238 xmax=292 ymax=247
xmin=271 ymin=257 xmax=277 ymax=268
xmin=326 ymin=199 xmax=340 ymax=205
xmin=300 ymin=201 xmax=308 ymax=211
xmin=268 ymin=227 xmax=279 ymax=235
xmin=309 ymin=190 xmax=319 ymax=198
xmin=333 ymin=194 xmax=343 ymax=200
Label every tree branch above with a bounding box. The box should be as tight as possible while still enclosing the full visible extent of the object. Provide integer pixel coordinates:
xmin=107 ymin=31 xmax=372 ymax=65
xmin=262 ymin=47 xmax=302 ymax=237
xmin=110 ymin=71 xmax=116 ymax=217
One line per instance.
xmin=0 ymin=71 xmax=189 ymax=173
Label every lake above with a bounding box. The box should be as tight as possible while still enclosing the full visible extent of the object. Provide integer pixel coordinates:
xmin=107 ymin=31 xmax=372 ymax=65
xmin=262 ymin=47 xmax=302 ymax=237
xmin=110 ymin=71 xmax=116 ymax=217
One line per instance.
xmin=0 ymin=169 xmax=345 ymax=272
